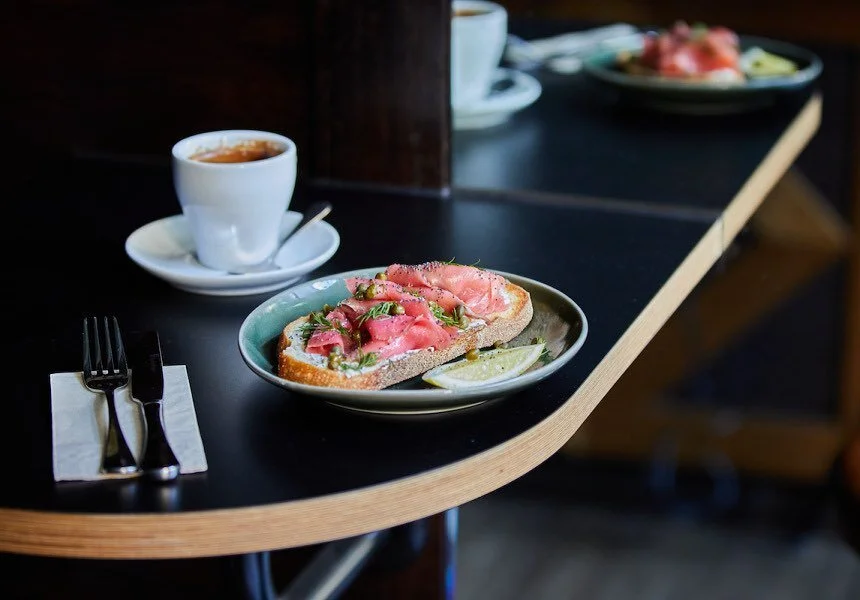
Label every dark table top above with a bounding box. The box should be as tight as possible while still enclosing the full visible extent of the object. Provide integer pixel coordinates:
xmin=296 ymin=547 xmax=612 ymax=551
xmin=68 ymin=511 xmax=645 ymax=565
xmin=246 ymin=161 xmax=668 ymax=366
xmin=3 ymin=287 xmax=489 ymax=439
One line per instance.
xmin=0 ymin=84 xmax=819 ymax=557
xmin=0 ymin=158 xmax=713 ymax=555
xmin=452 ymin=20 xmax=819 ymax=213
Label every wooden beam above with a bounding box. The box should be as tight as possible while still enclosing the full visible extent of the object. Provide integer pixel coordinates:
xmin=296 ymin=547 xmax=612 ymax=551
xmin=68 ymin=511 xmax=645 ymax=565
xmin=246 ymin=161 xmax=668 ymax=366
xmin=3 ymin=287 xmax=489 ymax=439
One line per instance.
xmin=842 ymin=68 xmax=860 ymax=431
xmin=606 ymin=167 xmax=849 ymax=406
xmin=564 ymin=95 xmax=853 ymax=483
xmin=567 ymin=405 xmax=842 ymax=481
xmin=751 ymin=170 xmax=853 ymax=250
xmin=571 ymin=168 xmax=850 ymax=481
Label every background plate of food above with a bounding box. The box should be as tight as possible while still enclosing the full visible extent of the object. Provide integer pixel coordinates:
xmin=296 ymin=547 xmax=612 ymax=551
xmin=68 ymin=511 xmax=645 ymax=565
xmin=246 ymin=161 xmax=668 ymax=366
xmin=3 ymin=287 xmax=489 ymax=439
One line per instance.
xmin=582 ymin=21 xmax=822 ymax=114
xmin=239 ymin=263 xmax=588 ymax=414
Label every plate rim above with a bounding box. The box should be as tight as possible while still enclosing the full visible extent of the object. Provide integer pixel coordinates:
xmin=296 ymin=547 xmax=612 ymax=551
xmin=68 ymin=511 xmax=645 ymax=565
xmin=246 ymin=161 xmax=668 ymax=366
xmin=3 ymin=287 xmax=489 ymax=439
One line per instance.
xmin=125 ymin=211 xmax=341 ymax=289
xmin=583 ymin=33 xmax=823 ymax=94
xmin=238 ymin=266 xmax=589 ymax=409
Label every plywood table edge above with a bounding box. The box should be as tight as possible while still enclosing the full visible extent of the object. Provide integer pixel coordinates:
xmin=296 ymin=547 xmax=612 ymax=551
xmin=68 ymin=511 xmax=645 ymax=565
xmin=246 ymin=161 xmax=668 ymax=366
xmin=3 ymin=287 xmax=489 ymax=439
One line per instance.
xmin=0 ymin=95 xmax=821 ymax=560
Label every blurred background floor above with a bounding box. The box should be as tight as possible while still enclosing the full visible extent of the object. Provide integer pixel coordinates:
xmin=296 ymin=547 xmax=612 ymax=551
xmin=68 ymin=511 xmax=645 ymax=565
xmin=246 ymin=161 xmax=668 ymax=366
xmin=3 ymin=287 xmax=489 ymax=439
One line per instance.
xmin=456 ymin=456 xmax=860 ymax=600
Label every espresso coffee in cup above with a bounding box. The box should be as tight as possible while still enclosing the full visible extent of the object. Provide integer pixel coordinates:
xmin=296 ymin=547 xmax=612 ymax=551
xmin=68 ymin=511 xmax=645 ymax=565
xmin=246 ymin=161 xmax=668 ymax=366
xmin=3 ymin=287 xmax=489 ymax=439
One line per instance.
xmin=188 ymin=139 xmax=285 ymax=164
xmin=453 ymin=8 xmax=489 ymax=17
xmin=172 ymin=130 xmax=297 ymax=272
xmin=450 ymin=0 xmax=507 ymax=110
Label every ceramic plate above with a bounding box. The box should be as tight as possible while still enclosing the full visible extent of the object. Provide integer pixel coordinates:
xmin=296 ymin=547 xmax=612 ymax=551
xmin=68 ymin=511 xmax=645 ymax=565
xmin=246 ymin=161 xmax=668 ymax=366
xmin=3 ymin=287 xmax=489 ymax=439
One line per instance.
xmin=453 ymin=68 xmax=543 ymax=130
xmin=238 ymin=267 xmax=588 ymax=414
xmin=125 ymin=212 xmax=340 ymax=296
xmin=583 ymin=35 xmax=822 ymax=115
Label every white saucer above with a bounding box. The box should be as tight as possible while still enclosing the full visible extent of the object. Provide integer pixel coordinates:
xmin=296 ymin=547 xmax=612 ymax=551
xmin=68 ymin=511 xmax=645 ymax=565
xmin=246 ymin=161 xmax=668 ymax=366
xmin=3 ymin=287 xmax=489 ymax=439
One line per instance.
xmin=125 ymin=211 xmax=340 ymax=296
xmin=453 ymin=68 xmax=542 ymax=131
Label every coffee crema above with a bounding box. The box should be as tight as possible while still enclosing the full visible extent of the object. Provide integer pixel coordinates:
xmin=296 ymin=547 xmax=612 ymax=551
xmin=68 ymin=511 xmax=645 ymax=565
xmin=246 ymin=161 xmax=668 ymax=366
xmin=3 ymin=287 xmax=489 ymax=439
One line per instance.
xmin=453 ymin=8 xmax=489 ymax=17
xmin=189 ymin=139 xmax=285 ymax=164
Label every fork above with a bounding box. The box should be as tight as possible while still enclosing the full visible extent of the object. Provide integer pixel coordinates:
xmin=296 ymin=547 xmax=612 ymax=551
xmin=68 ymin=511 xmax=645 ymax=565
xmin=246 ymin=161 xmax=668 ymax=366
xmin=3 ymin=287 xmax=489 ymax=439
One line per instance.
xmin=82 ymin=316 xmax=139 ymax=475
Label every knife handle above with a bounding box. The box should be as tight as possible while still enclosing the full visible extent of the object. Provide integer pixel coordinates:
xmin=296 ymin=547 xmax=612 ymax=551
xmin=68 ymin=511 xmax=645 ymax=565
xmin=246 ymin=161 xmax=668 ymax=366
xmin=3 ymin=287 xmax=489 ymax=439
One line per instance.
xmin=141 ymin=401 xmax=180 ymax=482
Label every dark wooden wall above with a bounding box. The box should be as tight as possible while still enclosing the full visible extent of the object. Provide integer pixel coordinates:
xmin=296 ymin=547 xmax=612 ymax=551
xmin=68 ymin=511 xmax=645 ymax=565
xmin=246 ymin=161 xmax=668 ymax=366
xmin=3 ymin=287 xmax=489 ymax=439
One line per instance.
xmin=4 ymin=1 xmax=312 ymax=165
xmin=502 ymin=0 xmax=860 ymax=47
xmin=3 ymin=0 xmax=451 ymax=191
xmin=311 ymin=1 xmax=451 ymax=189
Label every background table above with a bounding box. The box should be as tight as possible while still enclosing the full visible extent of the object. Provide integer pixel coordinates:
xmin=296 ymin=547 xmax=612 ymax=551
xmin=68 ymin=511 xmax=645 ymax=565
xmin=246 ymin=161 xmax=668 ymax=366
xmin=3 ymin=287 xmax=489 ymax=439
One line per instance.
xmin=453 ymin=33 xmax=850 ymax=483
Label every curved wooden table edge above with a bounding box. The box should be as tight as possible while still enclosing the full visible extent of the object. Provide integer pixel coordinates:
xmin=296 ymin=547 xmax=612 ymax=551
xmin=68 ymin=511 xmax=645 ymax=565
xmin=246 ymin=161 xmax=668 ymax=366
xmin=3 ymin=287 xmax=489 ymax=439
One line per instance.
xmin=0 ymin=94 xmax=822 ymax=560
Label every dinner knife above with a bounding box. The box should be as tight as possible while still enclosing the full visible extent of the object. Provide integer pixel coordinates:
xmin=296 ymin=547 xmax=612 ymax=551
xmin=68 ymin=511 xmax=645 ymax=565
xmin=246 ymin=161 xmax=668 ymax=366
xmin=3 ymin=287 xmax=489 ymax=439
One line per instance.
xmin=130 ymin=330 xmax=180 ymax=482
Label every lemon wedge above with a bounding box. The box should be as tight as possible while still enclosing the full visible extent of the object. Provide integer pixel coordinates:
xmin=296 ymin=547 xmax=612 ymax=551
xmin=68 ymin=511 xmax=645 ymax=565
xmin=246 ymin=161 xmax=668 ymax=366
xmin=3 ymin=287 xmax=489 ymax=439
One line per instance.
xmin=422 ymin=343 xmax=546 ymax=389
xmin=741 ymin=47 xmax=798 ymax=78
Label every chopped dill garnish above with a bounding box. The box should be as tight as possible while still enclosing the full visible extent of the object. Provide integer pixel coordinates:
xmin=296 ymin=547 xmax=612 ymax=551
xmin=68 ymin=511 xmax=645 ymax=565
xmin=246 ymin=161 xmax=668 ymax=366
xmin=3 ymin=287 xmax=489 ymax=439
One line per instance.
xmin=340 ymin=350 xmax=378 ymax=371
xmin=538 ymin=346 xmax=552 ymax=365
xmin=299 ymin=311 xmax=350 ymax=343
xmin=442 ymin=257 xmax=481 ymax=267
xmin=429 ymin=301 xmax=465 ymax=328
xmin=299 ymin=312 xmax=330 ymax=342
xmin=356 ymin=301 xmax=397 ymax=326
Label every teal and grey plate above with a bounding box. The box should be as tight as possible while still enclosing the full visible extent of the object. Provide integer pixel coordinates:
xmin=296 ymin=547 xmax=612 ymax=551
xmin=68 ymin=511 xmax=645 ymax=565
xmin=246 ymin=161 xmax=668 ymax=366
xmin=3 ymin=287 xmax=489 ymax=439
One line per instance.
xmin=239 ymin=267 xmax=588 ymax=414
xmin=583 ymin=35 xmax=822 ymax=115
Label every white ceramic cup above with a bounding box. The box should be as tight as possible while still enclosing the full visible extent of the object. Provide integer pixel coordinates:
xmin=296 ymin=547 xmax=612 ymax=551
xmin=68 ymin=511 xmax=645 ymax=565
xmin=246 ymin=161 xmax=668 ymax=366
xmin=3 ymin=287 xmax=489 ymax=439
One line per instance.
xmin=172 ymin=130 xmax=297 ymax=272
xmin=450 ymin=0 xmax=508 ymax=110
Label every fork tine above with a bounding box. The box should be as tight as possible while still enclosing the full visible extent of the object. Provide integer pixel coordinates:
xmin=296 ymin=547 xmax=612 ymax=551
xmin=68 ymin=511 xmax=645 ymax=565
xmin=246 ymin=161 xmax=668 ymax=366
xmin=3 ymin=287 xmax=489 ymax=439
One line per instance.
xmin=82 ymin=317 xmax=93 ymax=375
xmin=102 ymin=316 xmax=115 ymax=374
xmin=110 ymin=316 xmax=128 ymax=374
xmin=92 ymin=316 xmax=104 ymax=374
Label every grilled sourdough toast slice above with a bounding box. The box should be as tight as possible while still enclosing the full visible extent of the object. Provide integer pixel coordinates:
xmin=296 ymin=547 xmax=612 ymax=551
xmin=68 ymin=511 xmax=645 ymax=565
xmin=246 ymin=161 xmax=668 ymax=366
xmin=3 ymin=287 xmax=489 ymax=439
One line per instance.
xmin=277 ymin=280 xmax=533 ymax=390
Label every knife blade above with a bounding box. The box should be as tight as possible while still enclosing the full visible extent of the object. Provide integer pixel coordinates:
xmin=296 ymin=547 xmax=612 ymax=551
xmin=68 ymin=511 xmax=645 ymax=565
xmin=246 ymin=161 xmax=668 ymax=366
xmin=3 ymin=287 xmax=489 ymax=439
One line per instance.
xmin=130 ymin=330 xmax=180 ymax=482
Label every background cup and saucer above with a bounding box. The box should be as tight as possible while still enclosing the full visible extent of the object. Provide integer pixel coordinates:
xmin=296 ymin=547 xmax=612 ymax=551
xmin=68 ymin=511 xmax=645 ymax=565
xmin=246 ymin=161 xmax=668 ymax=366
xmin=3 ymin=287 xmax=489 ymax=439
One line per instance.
xmin=451 ymin=0 xmax=542 ymax=131
xmin=124 ymin=130 xmax=340 ymax=296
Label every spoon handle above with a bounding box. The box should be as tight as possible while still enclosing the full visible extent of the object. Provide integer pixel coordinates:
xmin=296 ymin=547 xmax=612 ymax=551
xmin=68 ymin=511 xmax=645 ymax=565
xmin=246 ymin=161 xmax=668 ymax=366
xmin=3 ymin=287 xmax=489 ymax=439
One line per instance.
xmin=283 ymin=201 xmax=332 ymax=244
xmin=224 ymin=201 xmax=333 ymax=275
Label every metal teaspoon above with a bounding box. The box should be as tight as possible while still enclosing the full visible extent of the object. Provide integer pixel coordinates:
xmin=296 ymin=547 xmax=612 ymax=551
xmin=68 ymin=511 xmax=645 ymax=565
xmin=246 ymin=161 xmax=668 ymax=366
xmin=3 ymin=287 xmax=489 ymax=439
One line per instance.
xmin=228 ymin=200 xmax=333 ymax=275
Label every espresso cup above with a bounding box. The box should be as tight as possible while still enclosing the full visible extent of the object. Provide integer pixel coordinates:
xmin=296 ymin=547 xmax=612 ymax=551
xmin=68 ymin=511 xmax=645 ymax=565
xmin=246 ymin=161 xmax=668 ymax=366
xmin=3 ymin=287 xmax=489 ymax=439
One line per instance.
xmin=450 ymin=0 xmax=508 ymax=110
xmin=171 ymin=130 xmax=297 ymax=272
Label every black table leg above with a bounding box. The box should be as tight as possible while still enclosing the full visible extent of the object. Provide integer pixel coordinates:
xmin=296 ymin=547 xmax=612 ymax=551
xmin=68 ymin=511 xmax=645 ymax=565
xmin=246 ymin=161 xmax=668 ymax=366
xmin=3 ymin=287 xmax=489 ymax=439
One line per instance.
xmin=280 ymin=530 xmax=386 ymax=599
xmin=444 ymin=507 xmax=458 ymax=600
xmin=235 ymin=508 xmax=458 ymax=600
xmin=233 ymin=551 xmax=278 ymax=600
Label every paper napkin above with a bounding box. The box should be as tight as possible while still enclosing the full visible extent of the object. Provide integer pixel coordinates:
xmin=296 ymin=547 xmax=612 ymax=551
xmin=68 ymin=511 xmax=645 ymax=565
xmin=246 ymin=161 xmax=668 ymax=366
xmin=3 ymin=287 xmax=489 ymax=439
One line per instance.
xmin=50 ymin=365 xmax=208 ymax=482
xmin=505 ymin=23 xmax=641 ymax=73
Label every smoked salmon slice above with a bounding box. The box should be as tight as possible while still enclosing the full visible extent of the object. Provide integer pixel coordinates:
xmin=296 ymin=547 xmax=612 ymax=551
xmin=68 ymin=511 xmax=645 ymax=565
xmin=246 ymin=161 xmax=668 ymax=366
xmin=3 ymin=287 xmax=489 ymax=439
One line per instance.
xmin=636 ymin=21 xmax=743 ymax=80
xmin=384 ymin=262 xmax=509 ymax=318
xmin=309 ymin=264 xmax=512 ymax=365
xmin=305 ymin=308 xmax=357 ymax=356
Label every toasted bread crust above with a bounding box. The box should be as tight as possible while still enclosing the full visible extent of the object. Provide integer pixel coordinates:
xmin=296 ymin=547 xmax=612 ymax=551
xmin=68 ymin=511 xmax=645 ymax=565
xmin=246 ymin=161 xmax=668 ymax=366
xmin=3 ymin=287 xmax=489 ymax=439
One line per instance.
xmin=277 ymin=281 xmax=533 ymax=390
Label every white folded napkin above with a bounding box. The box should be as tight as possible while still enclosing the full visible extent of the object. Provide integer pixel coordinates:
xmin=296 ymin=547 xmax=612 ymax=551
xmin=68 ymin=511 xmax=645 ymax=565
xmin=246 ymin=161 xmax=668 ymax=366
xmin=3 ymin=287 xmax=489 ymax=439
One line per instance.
xmin=505 ymin=23 xmax=642 ymax=73
xmin=50 ymin=365 xmax=208 ymax=482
